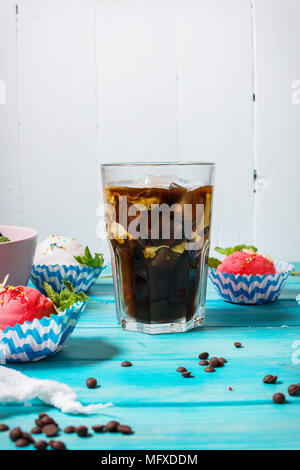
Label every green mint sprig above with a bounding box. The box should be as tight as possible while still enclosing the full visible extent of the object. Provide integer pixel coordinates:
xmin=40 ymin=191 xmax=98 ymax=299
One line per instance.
xmin=44 ymin=279 xmax=89 ymax=312
xmin=215 ymin=244 xmax=257 ymax=256
xmin=74 ymin=246 xmax=103 ymax=268
xmin=208 ymin=257 xmax=222 ymax=269
xmin=0 ymin=236 xmax=10 ymax=243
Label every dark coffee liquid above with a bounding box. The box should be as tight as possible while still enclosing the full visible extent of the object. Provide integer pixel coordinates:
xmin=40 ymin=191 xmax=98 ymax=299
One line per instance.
xmin=104 ymin=184 xmax=213 ymax=324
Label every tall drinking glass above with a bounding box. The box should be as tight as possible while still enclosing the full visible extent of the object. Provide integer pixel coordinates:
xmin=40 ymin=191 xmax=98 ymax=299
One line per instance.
xmin=101 ymin=162 xmax=215 ymax=334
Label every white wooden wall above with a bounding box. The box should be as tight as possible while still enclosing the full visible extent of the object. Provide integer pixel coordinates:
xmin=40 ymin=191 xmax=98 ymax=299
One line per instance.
xmin=1 ymin=0 xmax=300 ymax=260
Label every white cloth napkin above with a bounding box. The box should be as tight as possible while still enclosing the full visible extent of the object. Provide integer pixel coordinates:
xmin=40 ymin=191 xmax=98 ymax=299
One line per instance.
xmin=0 ymin=366 xmax=112 ymax=414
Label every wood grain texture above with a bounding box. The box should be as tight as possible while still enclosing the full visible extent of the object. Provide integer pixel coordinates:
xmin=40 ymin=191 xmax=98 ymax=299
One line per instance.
xmin=16 ymin=0 xmax=99 ymax=250
xmin=0 ymin=263 xmax=299 ymax=450
xmin=254 ymin=0 xmax=300 ymax=259
xmin=0 ymin=1 xmax=21 ymax=224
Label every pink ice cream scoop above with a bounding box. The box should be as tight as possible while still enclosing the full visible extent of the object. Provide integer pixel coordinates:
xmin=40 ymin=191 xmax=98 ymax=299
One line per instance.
xmin=217 ymin=251 xmax=276 ymax=276
xmin=0 ymin=285 xmax=55 ymax=330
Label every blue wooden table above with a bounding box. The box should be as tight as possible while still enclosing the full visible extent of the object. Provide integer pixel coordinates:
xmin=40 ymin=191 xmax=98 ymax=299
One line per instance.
xmin=1 ymin=263 xmax=300 ymax=450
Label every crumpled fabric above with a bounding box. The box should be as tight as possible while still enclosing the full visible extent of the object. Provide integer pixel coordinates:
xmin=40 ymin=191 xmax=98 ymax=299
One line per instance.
xmin=0 ymin=366 xmax=112 ymax=414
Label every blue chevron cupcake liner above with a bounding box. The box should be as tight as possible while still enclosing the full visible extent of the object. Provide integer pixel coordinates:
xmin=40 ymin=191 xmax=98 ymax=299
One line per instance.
xmin=0 ymin=300 xmax=87 ymax=363
xmin=30 ymin=263 xmax=106 ymax=296
xmin=208 ymin=260 xmax=293 ymax=305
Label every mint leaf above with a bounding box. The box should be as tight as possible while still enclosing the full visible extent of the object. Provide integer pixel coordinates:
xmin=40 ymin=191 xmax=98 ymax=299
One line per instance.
xmin=74 ymin=246 xmax=103 ymax=268
xmin=208 ymin=257 xmax=222 ymax=269
xmin=215 ymin=245 xmax=257 ymax=256
xmin=0 ymin=236 xmax=10 ymax=243
xmin=44 ymin=280 xmax=89 ymax=311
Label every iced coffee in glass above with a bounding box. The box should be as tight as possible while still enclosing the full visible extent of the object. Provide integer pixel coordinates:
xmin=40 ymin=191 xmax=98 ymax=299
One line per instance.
xmin=101 ymin=163 xmax=215 ymax=334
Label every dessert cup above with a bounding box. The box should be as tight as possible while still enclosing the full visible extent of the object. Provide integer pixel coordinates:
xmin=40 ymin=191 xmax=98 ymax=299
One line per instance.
xmin=208 ymin=260 xmax=293 ymax=304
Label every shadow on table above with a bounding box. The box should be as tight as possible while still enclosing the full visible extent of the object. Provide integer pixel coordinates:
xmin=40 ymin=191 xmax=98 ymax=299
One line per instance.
xmin=53 ymin=336 xmax=121 ymax=363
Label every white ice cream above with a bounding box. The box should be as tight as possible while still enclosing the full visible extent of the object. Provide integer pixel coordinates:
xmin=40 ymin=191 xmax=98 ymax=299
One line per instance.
xmin=34 ymin=235 xmax=85 ymax=266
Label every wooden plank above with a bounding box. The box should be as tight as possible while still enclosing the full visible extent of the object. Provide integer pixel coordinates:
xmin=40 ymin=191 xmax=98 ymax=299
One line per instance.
xmin=0 ymin=1 xmax=21 ymax=224
xmin=16 ymin=0 xmax=98 ymax=250
xmin=254 ymin=0 xmax=300 ymax=261
xmin=176 ymin=0 xmax=254 ymax=250
xmin=96 ymin=0 xmax=178 ymax=163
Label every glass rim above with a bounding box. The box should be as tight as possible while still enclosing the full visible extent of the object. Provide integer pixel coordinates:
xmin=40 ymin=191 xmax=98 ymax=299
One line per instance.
xmin=101 ymin=161 xmax=216 ymax=167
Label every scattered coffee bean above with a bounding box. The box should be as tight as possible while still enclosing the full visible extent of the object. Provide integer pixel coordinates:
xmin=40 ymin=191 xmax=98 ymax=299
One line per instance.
xmin=198 ymin=352 xmax=209 ymax=360
xmin=176 ymin=366 xmax=187 ymax=372
xmin=31 ymin=426 xmax=42 ymax=434
xmin=92 ymin=425 xmax=105 ymax=433
xmin=15 ymin=438 xmax=31 ymax=447
xmin=35 ymin=419 xmax=43 ymax=427
xmin=34 ymin=440 xmax=48 ymax=450
xmin=43 ymin=424 xmax=58 ymax=437
xmin=121 ymin=361 xmax=132 ymax=367
xmin=64 ymin=426 xmax=76 ymax=434
xmin=40 ymin=415 xmax=56 ymax=426
xmin=297 ymin=383 xmax=300 ymax=389
xmin=273 ymin=392 xmax=286 ymax=404
xmin=86 ymin=377 xmax=98 ymax=389
xmin=209 ymin=357 xmax=223 ymax=368
xmin=38 ymin=413 xmax=48 ymax=419
xmin=288 ymin=384 xmax=299 ymax=396
xmin=117 ymin=425 xmax=133 ymax=435
xmin=199 ymin=360 xmax=209 ymax=366
xmin=106 ymin=421 xmax=119 ymax=432
xmin=181 ymin=371 xmax=191 ymax=378
xmin=219 ymin=357 xmax=227 ymax=364
xmin=0 ymin=424 xmax=9 ymax=432
xmin=204 ymin=366 xmax=215 ymax=373
xmin=76 ymin=425 xmax=88 ymax=437
xmin=9 ymin=427 xmax=22 ymax=442
xmin=263 ymin=375 xmax=277 ymax=384
xmin=234 ymin=342 xmax=242 ymax=348
xmin=22 ymin=431 xmax=34 ymax=443
xmin=49 ymin=440 xmax=66 ymax=450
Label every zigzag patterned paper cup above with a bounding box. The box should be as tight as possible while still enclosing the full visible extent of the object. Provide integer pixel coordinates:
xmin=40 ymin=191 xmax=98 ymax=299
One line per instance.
xmin=0 ymin=301 xmax=87 ymax=363
xmin=208 ymin=261 xmax=293 ymax=304
xmin=30 ymin=264 xmax=106 ymax=296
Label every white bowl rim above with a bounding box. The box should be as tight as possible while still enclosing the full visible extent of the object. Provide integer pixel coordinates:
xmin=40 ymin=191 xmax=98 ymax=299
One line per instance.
xmin=0 ymin=225 xmax=38 ymax=244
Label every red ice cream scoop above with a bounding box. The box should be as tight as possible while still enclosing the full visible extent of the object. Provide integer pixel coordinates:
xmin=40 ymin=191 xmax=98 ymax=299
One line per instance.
xmin=217 ymin=251 xmax=276 ymax=276
xmin=0 ymin=285 xmax=55 ymax=330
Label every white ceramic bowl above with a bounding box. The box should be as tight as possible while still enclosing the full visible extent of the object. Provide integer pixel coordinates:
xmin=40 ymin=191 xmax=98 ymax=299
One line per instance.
xmin=0 ymin=225 xmax=38 ymax=285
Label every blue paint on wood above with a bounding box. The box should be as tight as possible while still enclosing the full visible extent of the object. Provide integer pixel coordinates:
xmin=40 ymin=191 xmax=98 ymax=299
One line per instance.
xmin=0 ymin=263 xmax=300 ymax=450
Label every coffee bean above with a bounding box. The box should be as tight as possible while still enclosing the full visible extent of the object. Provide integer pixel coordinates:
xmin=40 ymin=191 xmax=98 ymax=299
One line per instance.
xmin=263 ymin=375 xmax=277 ymax=384
xmin=297 ymin=383 xmax=300 ymax=390
xmin=181 ymin=371 xmax=192 ymax=378
xmin=31 ymin=426 xmax=42 ymax=434
xmin=106 ymin=421 xmax=119 ymax=432
xmin=43 ymin=424 xmax=58 ymax=437
xmin=273 ymin=392 xmax=286 ymax=404
xmin=34 ymin=440 xmax=48 ymax=450
xmin=9 ymin=427 xmax=22 ymax=442
xmin=76 ymin=425 xmax=88 ymax=437
xmin=209 ymin=357 xmax=222 ymax=368
xmin=0 ymin=424 xmax=9 ymax=431
xmin=121 ymin=361 xmax=132 ymax=367
xmin=64 ymin=426 xmax=75 ymax=434
xmin=22 ymin=431 xmax=34 ymax=443
xmin=38 ymin=413 xmax=48 ymax=419
xmin=198 ymin=352 xmax=209 ymax=360
xmin=117 ymin=425 xmax=133 ymax=435
xmin=92 ymin=425 xmax=105 ymax=433
xmin=204 ymin=366 xmax=215 ymax=373
xmin=35 ymin=419 xmax=43 ymax=427
xmin=218 ymin=357 xmax=227 ymax=364
xmin=199 ymin=360 xmax=209 ymax=366
xmin=40 ymin=416 xmax=56 ymax=426
xmin=15 ymin=438 xmax=30 ymax=447
xmin=176 ymin=366 xmax=187 ymax=372
xmin=49 ymin=440 xmax=66 ymax=450
xmin=86 ymin=377 xmax=98 ymax=389
xmin=234 ymin=342 xmax=242 ymax=348
xmin=288 ymin=384 xmax=299 ymax=396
